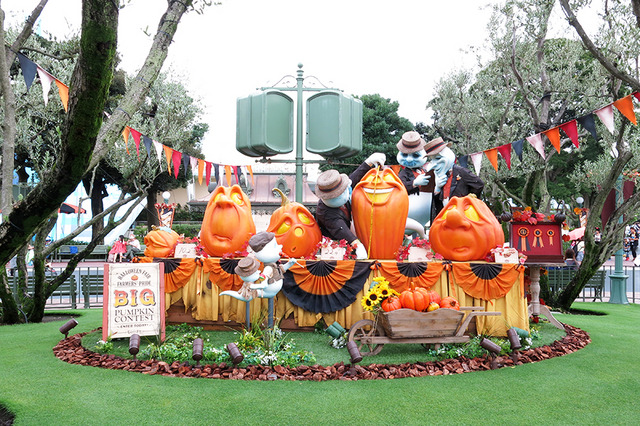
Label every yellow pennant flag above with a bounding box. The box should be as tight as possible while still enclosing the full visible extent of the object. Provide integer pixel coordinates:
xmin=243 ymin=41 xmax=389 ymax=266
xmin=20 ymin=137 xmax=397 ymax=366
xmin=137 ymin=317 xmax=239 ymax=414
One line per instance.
xmin=224 ymin=165 xmax=232 ymax=186
xmin=121 ymin=126 xmax=130 ymax=154
xmin=247 ymin=165 xmax=255 ymax=186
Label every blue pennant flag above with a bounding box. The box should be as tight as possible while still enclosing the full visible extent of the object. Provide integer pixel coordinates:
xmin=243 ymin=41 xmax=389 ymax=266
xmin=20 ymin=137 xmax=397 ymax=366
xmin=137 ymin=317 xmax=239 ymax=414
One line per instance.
xmin=577 ymin=113 xmax=599 ymax=141
xmin=16 ymin=52 xmax=37 ymax=91
xmin=142 ymin=135 xmax=153 ymax=158
xmin=512 ymin=139 xmax=524 ymax=161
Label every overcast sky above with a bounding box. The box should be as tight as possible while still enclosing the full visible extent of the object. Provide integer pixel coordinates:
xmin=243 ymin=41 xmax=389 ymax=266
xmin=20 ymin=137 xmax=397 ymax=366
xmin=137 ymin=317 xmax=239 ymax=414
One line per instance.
xmin=3 ymin=0 xmax=584 ymax=166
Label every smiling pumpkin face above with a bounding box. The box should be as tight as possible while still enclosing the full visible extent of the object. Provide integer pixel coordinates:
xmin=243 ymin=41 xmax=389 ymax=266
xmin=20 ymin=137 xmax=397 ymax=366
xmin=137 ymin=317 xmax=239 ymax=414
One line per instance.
xmin=429 ymin=195 xmax=504 ymax=261
xmin=351 ymin=167 xmax=408 ymax=259
xmin=201 ymin=185 xmax=256 ymax=257
xmin=267 ymin=189 xmax=321 ymax=258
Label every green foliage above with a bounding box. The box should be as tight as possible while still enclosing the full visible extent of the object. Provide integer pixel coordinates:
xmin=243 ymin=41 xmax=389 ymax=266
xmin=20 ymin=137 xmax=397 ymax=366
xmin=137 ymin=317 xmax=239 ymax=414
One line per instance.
xmin=171 ymin=224 xmax=200 ymax=238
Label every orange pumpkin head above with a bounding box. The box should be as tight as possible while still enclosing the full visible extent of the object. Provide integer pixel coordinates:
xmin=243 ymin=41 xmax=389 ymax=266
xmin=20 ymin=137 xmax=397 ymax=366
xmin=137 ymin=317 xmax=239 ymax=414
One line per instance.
xmin=144 ymin=227 xmax=180 ymax=258
xmin=429 ymin=195 xmax=504 ymax=261
xmin=399 ymin=283 xmax=431 ymax=312
xmin=200 ymin=185 xmax=256 ymax=257
xmin=267 ymin=188 xmax=322 ymax=258
xmin=351 ymin=167 xmax=409 ymax=259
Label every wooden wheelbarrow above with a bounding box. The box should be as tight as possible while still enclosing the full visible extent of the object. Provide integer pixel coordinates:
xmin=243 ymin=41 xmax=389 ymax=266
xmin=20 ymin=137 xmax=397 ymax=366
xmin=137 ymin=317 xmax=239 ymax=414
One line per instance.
xmin=348 ymin=307 xmax=501 ymax=356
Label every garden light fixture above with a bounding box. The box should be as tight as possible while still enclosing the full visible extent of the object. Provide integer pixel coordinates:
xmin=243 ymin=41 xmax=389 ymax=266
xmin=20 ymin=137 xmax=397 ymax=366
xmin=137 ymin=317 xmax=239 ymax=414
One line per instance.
xmin=192 ymin=338 xmax=203 ymax=368
xmin=129 ymin=334 xmax=140 ymax=361
xmin=480 ymin=338 xmax=501 ymax=370
xmin=226 ymin=342 xmax=244 ymax=366
xmin=59 ymin=318 xmax=78 ymax=338
xmin=507 ymin=327 xmax=522 ymax=363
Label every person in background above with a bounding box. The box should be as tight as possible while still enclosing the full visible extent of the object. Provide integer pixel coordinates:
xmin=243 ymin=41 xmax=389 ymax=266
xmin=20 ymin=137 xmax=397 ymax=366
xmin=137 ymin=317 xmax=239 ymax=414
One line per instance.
xmin=629 ymin=227 xmax=638 ymax=261
xmin=575 ymin=237 xmax=585 ymax=263
xmin=564 ymin=248 xmax=579 ymax=269
xmin=624 ymin=237 xmax=631 ymax=261
xmin=125 ymin=233 xmax=143 ymax=261
xmin=108 ymin=235 xmax=127 ymax=262
xmin=594 ymin=227 xmax=601 ymax=244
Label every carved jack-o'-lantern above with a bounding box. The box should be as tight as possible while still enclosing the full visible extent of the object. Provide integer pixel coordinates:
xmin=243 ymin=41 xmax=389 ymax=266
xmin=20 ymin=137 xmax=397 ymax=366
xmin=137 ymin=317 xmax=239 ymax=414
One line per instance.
xmin=429 ymin=195 xmax=504 ymax=261
xmin=267 ymin=188 xmax=321 ymax=258
xmin=144 ymin=227 xmax=180 ymax=258
xmin=352 ymin=168 xmax=409 ymax=259
xmin=201 ymin=185 xmax=256 ymax=257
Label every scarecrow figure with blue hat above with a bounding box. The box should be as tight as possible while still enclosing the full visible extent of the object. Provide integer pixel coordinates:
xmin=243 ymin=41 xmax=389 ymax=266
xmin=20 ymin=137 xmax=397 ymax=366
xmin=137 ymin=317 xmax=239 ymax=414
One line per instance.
xmin=314 ymin=153 xmax=386 ymax=259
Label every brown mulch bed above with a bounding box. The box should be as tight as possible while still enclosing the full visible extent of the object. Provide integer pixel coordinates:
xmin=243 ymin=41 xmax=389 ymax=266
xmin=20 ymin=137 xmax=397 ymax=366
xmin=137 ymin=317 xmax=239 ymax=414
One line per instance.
xmin=52 ymin=324 xmax=590 ymax=381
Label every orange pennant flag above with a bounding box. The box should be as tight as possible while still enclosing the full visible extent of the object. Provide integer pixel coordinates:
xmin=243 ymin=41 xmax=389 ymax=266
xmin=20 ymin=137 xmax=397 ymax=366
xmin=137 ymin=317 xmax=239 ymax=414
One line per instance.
xmin=54 ymin=79 xmax=69 ymax=112
xmin=163 ymin=145 xmax=173 ymax=175
xmin=247 ymin=165 xmax=255 ymax=186
xmin=543 ymin=127 xmax=561 ymax=153
xmin=121 ymin=126 xmax=130 ymax=154
xmin=613 ymin=95 xmax=637 ymax=125
xmin=197 ymin=159 xmax=205 ymax=185
xmin=224 ymin=165 xmax=232 ymax=186
xmin=484 ymin=148 xmax=499 ymax=171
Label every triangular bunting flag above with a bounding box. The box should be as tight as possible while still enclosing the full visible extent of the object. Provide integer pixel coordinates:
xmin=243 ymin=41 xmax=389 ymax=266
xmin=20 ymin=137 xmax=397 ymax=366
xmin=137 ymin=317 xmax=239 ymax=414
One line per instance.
xmin=595 ymin=105 xmax=615 ymax=134
xmin=172 ymin=150 xmax=182 ymax=178
xmin=16 ymin=52 xmax=37 ymax=91
xmin=213 ymin=163 xmax=220 ymax=185
xmin=526 ymin=134 xmax=545 ymax=159
xmin=469 ymin=152 xmax=483 ymax=176
xmin=512 ymin=139 xmax=524 ymax=161
xmin=543 ymin=127 xmax=561 ymax=153
xmin=232 ymin=166 xmax=239 ymax=184
xmin=559 ymin=120 xmax=579 ymax=148
xmin=197 ymin=159 xmax=205 ymax=185
xmin=497 ymin=144 xmax=512 ymax=170
xmin=633 ymin=92 xmax=640 ymax=102
xmin=206 ymin=162 xmax=213 ymax=186
xmin=129 ymin=128 xmax=142 ymax=158
xmin=36 ymin=66 xmax=54 ymax=105
xmin=484 ymin=148 xmax=499 ymax=171
xmin=153 ymin=140 xmax=164 ymax=166
xmin=122 ymin=126 xmax=131 ymax=154
xmin=54 ymin=79 xmax=69 ymax=112
xmin=190 ymin=156 xmax=198 ymax=182
xmin=182 ymin=153 xmax=191 ymax=177
xmin=613 ymin=95 xmax=637 ymax=125
xmin=577 ymin=114 xmax=599 ymax=140
xmin=458 ymin=155 xmax=469 ymax=169
xmin=163 ymin=145 xmax=173 ymax=174
xmin=142 ymin=135 xmax=153 ymax=158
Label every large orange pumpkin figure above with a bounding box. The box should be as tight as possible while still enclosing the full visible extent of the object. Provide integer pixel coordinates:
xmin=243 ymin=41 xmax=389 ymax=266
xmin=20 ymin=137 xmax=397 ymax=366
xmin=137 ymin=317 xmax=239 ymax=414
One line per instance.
xmin=429 ymin=195 xmax=504 ymax=261
xmin=201 ymin=185 xmax=256 ymax=257
xmin=267 ymin=188 xmax=321 ymax=258
xmin=144 ymin=227 xmax=180 ymax=258
xmin=351 ymin=167 xmax=409 ymax=259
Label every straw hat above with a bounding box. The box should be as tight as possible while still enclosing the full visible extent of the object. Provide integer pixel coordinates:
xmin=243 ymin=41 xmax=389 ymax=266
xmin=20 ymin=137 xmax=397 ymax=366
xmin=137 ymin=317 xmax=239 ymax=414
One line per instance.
xmin=424 ymin=137 xmax=452 ymax=156
xmin=315 ymin=169 xmax=350 ymax=201
xmin=396 ymin=131 xmax=426 ymax=154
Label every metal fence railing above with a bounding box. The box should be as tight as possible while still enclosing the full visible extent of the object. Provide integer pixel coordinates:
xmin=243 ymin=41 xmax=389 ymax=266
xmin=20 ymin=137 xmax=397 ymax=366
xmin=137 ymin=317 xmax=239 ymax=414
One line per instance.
xmin=9 ymin=264 xmax=640 ymax=311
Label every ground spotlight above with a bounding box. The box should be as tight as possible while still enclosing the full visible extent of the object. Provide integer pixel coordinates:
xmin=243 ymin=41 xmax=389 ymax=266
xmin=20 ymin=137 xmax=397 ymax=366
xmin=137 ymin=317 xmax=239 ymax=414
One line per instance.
xmin=59 ymin=318 xmax=78 ymax=338
xmin=226 ymin=342 xmax=244 ymax=366
xmin=129 ymin=334 xmax=140 ymax=361
xmin=346 ymin=341 xmax=362 ymax=376
xmin=507 ymin=328 xmax=522 ymax=363
xmin=480 ymin=338 xmax=501 ymax=369
xmin=192 ymin=338 xmax=203 ymax=368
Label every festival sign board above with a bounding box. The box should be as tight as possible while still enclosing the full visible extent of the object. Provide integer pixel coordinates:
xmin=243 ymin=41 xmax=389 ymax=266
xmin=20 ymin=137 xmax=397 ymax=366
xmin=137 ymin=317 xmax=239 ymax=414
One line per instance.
xmin=509 ymin=222 xmax=563 ymax=264
xmin=102 ymin=263 xmax=165 ymax=341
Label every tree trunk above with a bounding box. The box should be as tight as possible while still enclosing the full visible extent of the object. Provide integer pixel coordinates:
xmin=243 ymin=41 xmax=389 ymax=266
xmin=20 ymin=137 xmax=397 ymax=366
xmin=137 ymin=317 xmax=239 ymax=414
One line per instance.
xmin=0 ymin=10 xmax=17 ymax=216
xmin=147 ymin=191 xmax=159 ymax=230
xmin=90 ymin=181 xmax=106 ymax=244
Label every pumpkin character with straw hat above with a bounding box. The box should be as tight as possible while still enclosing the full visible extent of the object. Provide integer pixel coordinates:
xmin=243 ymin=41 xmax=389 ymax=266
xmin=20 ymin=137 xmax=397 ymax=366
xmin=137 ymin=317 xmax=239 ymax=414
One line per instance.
xmin=314 ymin=153 xmax=386 ymax=259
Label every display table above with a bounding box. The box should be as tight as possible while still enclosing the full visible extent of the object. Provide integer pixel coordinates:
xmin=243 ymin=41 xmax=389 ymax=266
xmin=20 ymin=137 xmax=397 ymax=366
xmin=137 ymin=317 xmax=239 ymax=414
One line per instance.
xmin=136 ymin=257 xmax=529 ymax=337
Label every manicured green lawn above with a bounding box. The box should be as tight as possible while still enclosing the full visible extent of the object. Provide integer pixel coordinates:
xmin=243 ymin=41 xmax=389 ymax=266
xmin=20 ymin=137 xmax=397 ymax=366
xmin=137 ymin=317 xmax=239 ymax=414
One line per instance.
xmin=1 ymin=303 xmax=639 ymax=425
